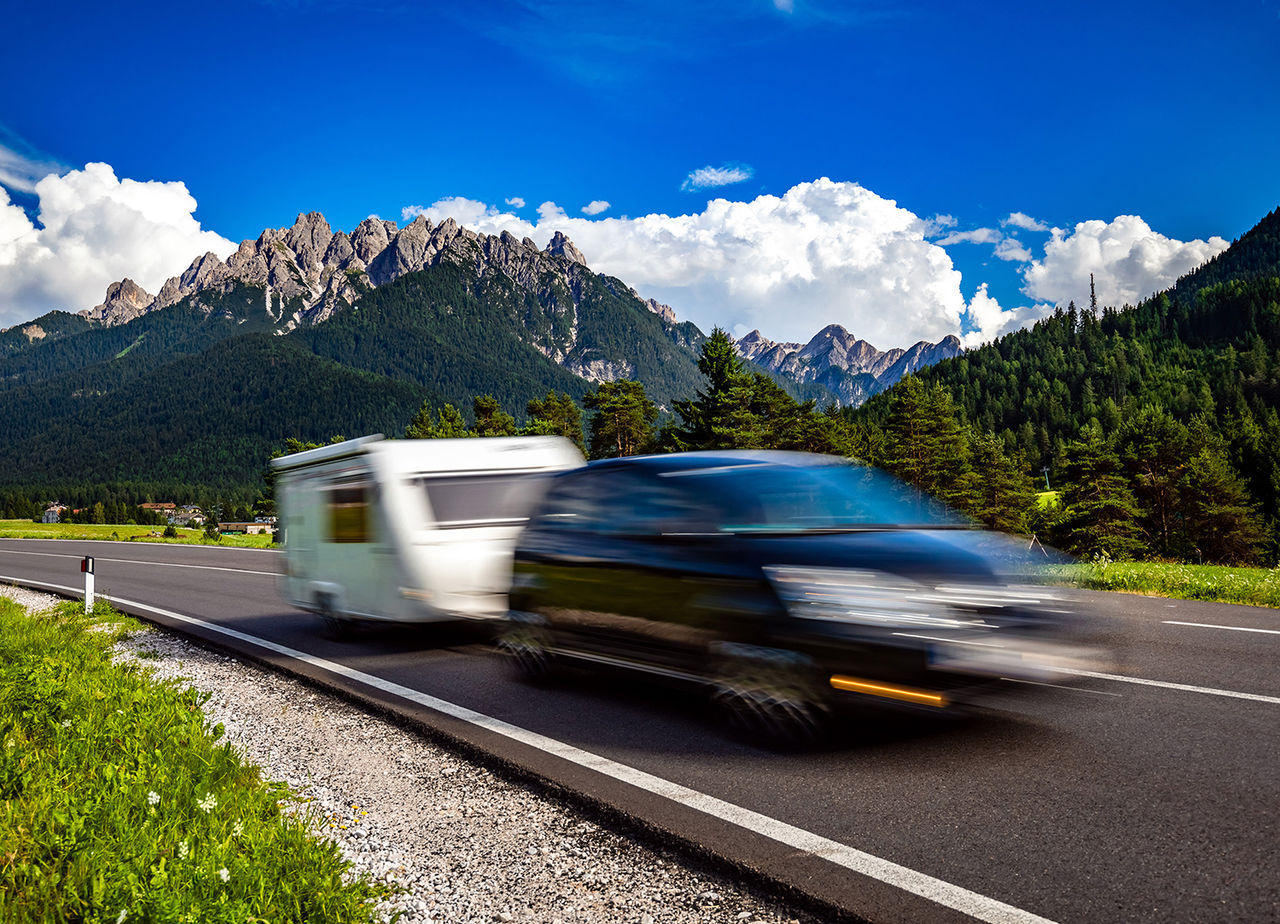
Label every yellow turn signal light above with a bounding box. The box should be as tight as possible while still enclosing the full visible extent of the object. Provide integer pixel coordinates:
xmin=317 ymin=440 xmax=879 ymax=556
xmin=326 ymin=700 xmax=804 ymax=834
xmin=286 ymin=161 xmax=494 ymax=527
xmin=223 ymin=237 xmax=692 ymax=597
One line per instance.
xmin=829 ymin=675 xmax=947 ymax=707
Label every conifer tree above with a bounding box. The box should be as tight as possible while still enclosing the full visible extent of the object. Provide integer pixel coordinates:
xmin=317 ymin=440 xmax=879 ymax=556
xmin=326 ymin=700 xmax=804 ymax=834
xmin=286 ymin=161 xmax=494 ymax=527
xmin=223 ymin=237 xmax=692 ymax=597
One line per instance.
xmin=1180 ymin=446 xmax=1265 ymax=564
xmin=1053 ymin=422 xmax=1146 ymax=559
xmin=584 ymin=381 xmax=658 ymax=459
xmin=524 ymin=391 xmax=585 ymax=451
xmin=472 ymin=395 xmax=518 ymax=437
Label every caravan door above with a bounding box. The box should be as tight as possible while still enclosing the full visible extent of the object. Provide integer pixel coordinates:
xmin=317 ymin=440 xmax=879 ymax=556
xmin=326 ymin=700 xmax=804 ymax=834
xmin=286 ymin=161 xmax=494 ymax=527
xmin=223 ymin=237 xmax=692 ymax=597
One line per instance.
xmin=317 ymin=477 xmax=402 ymax=620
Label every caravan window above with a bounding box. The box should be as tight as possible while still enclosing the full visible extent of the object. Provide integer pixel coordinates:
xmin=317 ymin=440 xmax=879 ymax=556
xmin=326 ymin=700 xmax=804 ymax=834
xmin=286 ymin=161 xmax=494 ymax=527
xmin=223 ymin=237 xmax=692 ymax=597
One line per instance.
xmin=328 ymin=486 xmax=371 ymax=542
xmin=420 ymin=473 xmax=543 ymax=529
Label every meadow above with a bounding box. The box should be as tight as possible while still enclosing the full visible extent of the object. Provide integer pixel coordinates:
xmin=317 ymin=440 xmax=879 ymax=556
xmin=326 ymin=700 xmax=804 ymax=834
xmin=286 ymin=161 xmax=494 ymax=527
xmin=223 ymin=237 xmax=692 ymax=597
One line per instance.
xmin=1066 ymin=559 xmax=1280 ymax=609
xmin=0 ymin=596 xmax=387 ymax=923
xmin=0 ymin=520 xmax=274 ymax=549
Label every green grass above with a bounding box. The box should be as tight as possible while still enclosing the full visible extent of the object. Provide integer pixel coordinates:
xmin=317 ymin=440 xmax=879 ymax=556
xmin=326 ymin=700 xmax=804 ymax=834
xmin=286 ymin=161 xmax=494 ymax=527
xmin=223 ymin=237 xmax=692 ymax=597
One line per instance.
xmin=0 ymin=520 xmax=273 ymax=549
xmin=0 ymin=596 xmax=389 ymax=923
xmin=1060 ymin=560 xmax=1280 ymax=609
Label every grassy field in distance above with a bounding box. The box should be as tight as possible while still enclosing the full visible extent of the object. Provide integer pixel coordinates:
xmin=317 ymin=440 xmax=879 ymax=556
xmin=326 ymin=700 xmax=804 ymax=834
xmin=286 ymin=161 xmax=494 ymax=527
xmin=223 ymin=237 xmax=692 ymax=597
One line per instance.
xmin=0 ymin=520 xmax=274 ymax=549
xmin=1060 ymin=559 xmax=1280 ymax=610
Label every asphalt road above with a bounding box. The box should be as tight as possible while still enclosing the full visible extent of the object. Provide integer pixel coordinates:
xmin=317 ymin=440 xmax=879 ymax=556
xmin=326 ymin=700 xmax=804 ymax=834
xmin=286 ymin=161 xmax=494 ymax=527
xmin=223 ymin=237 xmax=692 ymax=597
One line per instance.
xmin=2 ymin=538 xmax=1277 ymax=924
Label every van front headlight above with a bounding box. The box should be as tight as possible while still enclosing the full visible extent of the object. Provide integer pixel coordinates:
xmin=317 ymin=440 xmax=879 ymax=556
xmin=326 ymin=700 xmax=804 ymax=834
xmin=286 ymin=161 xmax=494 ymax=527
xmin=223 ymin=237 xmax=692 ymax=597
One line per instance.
xmin=763 ymin=566 xmax=987 ymax=630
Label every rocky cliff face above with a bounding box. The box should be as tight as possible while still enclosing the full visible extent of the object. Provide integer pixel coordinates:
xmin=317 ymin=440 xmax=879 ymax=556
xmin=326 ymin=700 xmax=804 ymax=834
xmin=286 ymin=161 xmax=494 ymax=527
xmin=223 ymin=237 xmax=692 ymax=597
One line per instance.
xmin=78 ymin=211 xmax=682 ymax=386
xmin=735 ymin=325 xmax=962 ymax=404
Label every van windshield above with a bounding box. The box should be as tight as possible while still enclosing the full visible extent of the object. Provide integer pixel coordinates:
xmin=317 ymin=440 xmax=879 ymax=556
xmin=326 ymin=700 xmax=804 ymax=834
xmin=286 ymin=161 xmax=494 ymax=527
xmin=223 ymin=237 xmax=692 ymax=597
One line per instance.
xmin=419 ymin=473 xmax=548 ymax=529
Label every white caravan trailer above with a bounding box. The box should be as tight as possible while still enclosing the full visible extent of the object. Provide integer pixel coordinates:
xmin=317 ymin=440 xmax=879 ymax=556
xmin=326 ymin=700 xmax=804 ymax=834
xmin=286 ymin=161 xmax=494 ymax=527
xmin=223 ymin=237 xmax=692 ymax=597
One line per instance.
xmin=272 ymin=435 xmax=583 ymax=631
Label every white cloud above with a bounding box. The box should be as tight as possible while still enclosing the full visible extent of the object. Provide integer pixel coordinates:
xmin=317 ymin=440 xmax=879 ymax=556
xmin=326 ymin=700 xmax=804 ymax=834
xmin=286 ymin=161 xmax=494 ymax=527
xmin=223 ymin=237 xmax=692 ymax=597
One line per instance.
xmin=994 ymin=237 xmax=1033 ymax=263
xmin=773 ymin=0 xmax=795 ymax=11
xmin=960 ymin=283 xmax=1051 ymax=348
xmin=401 ymin=204 xmax=425 ymax=220
xmin=935 ymin=227 xmax=1000 ymax=246
xmin=581 ymin=200 xmax=610 ymax=216
xmin=409 ymin=177 xmax=1026 ymax=347
xmin=681 ymin=164 xmax=754 ymax=191
xmin=505 ymin=196 xmax=526 ymax=208
xmin=1002 ymin=211 xmax=1049 ymax=232
xmin=1021 ymin=215 xmax=1229 ymax=309
xmin=0 ymin=136 xmax=64 ymax=195
xmin=0 ymin=163 xmax=236 ymax=329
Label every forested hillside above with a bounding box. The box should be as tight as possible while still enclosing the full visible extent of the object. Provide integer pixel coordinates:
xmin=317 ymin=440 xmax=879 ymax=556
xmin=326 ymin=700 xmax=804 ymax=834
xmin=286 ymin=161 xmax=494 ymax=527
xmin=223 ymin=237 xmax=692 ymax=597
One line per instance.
xmin=853 ymin=206 xmax=1280 ymax=562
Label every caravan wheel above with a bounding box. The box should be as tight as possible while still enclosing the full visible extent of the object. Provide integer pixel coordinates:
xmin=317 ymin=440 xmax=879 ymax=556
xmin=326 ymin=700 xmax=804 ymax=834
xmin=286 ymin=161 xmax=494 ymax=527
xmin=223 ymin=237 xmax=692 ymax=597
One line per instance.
xmin=316 ymin=593 xmax=355 ymax=639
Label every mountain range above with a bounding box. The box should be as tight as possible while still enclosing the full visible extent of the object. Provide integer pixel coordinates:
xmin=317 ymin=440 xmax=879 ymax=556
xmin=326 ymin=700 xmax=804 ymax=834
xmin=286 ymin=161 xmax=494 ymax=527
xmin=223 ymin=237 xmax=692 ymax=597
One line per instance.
xmin=0 ymin=212 xmax=959 ymax=496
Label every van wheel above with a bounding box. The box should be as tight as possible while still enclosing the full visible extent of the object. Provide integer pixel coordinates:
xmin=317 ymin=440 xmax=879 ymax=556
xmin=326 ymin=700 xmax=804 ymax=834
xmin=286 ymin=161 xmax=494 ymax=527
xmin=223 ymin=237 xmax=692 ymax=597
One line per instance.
xmin=710 ymin=645 xmax=826 ymax=749
xmin=317 ymin=594 xmax=354 ymax=639
xmin=497 ymin=619 xmax=556 ymax=681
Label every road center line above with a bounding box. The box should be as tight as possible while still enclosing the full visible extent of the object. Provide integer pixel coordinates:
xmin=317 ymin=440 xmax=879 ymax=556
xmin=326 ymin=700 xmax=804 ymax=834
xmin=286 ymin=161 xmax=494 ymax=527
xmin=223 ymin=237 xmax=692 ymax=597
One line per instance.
xmin=0 ymin=549 xmax=276 ymax=577
xmin=1162 ymin=620 xmax=1280 ymax=635
xmin=1061 ymin=669 xmax=1280 ymax=704
xmin=1 ymin=576 xmax=1057 ymax=924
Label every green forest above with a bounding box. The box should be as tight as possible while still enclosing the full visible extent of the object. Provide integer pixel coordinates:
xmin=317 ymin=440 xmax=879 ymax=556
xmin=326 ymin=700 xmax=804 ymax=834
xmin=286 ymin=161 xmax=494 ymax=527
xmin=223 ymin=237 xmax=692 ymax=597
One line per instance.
xmin=3 ymin=206 xmax=1278 ymax=565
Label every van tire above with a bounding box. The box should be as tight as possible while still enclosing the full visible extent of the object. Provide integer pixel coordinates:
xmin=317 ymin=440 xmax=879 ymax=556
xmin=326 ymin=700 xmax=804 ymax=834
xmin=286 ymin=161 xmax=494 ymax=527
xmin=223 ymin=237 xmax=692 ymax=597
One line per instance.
xmin=709 ymin=644 xmax=826 ymax=749
xmin=497 ymin=619 xmax=556 ymax=681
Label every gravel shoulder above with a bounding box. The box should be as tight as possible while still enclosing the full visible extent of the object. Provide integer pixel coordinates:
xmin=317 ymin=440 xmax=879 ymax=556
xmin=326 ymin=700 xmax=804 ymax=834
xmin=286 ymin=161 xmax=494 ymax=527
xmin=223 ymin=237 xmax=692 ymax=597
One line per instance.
xmin=2 ymin=586 xmax=818 ymax=924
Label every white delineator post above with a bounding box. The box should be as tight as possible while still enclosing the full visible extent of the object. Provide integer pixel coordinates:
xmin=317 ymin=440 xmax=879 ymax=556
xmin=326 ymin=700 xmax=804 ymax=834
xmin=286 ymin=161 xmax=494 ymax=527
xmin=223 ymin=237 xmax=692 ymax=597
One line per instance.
xmin=81 ymin=556 xmax=94 ymax=614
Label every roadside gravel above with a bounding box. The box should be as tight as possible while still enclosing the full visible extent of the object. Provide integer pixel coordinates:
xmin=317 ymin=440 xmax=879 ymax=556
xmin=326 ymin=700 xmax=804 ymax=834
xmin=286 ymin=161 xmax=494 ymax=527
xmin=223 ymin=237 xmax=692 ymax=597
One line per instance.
xmin=2 ymin=586 xmax=818 ymax=924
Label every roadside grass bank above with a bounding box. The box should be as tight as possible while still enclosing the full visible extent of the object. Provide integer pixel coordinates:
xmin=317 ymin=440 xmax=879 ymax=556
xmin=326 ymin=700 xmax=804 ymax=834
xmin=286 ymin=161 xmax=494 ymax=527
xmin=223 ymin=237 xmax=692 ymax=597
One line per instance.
xmin=1062 ymin=560 xmax=1280 ymax=609
xmin=0 ymin=520 xmax=273 ymax=549
xmin=0 ymin=596 xmax=387 ymax=923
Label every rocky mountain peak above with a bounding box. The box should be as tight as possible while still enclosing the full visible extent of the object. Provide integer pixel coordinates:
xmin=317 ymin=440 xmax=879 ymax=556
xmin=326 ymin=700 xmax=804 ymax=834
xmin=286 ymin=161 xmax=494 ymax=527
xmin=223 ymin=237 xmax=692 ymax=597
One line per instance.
xmin=84 ymin=278 xmax=154 ymax=325
xmin=546 ymin=231 xmax=586 ymax=265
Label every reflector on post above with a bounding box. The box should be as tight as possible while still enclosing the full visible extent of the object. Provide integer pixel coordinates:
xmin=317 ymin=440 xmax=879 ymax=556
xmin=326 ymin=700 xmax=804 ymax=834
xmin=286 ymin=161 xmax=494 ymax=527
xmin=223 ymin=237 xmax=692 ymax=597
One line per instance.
xmin=82 ymin=556 xmax=95 ymax=614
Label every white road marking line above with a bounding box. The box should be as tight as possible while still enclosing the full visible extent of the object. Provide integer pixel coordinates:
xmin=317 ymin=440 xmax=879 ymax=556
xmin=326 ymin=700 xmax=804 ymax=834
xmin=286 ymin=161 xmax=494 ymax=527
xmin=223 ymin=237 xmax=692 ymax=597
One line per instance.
xmin=0 ymin=549 xmax=277 ymax=577
xmin=1061 ymin=669 xmax=1280 ymax=704
xmin=1162 ymin=620 xmax=1280 ymax=635
xmin=1 ymin=576 xmax=1057 ymax=924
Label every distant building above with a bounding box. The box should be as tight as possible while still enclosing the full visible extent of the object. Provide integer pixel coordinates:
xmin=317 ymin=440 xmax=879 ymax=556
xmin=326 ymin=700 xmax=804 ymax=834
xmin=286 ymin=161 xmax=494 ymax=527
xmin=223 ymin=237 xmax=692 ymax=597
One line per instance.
xmin=42 ymin=505 xmax=67 ymax=523
xmin=141 ymin=502 xmax=176 ymax=512
xmin=218 ymin=521 xmax=273 ymax=535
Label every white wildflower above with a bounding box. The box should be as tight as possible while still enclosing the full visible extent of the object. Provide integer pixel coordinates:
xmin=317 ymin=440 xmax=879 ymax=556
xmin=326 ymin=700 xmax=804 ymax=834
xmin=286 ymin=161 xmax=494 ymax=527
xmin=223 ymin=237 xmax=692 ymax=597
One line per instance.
xmin=197 ymin=793 xmax=217 ymax=813
xmin=116 ymin=910 xmax=127 ymax=924
xmin=177 ymin=839 xmax=189 ymax=859
xmin=218 ymin=867 xmax=230 ymax=883
xmin=147 ymin=791 xmax=160 ymax=806
xmin=232 ymin=820 xmax=244 ymax=837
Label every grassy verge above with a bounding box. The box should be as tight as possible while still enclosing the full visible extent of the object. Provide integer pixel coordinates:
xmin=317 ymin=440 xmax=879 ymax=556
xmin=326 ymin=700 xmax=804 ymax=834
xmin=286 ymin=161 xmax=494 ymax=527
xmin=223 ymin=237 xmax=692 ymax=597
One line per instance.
xmin=0 ymin=520 xmax=274 ymax=549
xmin=0 ymin=596 xmax=387 ymax=923
xmin=1059 ymin=560 xmax=1280 ymax=609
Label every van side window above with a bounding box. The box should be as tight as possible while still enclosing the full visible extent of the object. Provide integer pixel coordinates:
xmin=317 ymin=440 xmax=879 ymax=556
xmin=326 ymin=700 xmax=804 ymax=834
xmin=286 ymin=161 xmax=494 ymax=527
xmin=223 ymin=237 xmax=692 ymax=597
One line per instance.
xmin=533 ymin=475 xmax=602 ymax=533
xmin=328 ymin=487 xmax=371 ymax=543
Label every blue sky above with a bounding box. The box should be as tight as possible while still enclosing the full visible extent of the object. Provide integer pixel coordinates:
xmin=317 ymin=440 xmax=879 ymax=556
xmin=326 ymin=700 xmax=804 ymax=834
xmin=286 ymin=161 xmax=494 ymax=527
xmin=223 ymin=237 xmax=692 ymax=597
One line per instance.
xmin=2 ymin=0 xmax=1278 ymax=346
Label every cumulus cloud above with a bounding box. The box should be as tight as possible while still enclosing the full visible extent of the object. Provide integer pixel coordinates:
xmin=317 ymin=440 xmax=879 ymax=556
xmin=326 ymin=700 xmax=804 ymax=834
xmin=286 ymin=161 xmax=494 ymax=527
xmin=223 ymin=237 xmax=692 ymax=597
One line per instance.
xmin=1021 ymin=215 xmax=1229 ymax=309
xmin=580 ymin=199 xmax=610 ymax=215
xmin=407 ymin=177 xmax=1028 ymax=347
xmin=681 ymin=164 xmax=754 ymax=191
xmin=960 ymin=283 xmax=1050 ymax=347
xmin=935 ymin=227 xmax=1000 ymax=246
xmin=994 ymin=237 xmax=1033 ymax=263
xmin=504 ymin=196 xmax=526 ymax=208
xmin=0 ymin=163 xmax=236 ymax=329
xmin=1002 ymin=211 xmax=1049 ymax=232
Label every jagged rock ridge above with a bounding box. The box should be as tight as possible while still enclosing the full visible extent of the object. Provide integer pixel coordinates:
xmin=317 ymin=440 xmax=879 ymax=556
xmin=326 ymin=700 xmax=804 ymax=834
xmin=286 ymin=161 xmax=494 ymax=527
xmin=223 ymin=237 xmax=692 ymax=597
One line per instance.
xmin=735 ymin=325 xmax=962 ymax=404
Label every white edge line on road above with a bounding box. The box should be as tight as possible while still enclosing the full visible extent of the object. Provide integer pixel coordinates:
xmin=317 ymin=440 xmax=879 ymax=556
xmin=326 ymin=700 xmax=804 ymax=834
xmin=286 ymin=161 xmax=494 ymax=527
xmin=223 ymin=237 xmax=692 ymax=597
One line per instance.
xmin=1061 ymin=669 xmax=1280 ymax=704
xmin=0 ymin=575 xmax=1055 ymax=924
xmin=0 ymin=548 xmax=276 ymax=577
xmin=1162 ymin=620 xmax=1280 ymax=636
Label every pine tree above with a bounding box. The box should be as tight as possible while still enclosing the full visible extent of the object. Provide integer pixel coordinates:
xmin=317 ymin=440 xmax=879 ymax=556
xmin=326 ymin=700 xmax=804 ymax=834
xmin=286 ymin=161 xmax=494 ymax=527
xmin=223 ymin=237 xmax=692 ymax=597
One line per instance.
xmin=472 ymin=395 xmax=517 ymax=437
xmin=583 ymin=381 xmax=658 ymax=459
xmin=524 ymin=391 xmax=585 ymax=451
xmin=1181 ymin=447 xmax=1265 ymax=564
xmin=1053 ymin=422 xmax=1147 ymax=559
